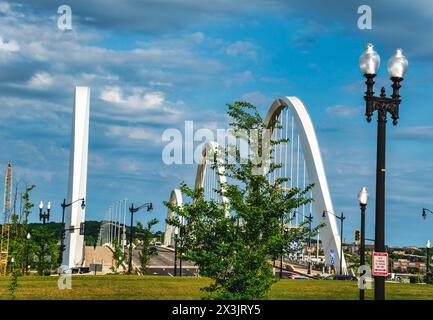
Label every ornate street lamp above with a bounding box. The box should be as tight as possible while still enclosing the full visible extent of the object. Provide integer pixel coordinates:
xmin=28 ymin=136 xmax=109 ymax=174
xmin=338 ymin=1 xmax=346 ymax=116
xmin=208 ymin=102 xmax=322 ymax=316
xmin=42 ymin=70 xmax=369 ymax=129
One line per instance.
xmin=39 ymin=201 xmax=51 ymax=224
xmin=360 ymin=43 xmax=408 ymax=300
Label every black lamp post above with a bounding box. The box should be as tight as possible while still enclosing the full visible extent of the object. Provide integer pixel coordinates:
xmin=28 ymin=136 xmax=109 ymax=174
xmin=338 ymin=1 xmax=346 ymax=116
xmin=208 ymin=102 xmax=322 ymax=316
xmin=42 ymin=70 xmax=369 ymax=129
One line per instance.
xmin=58 ymin=198 xmax=85 ymax=273
xmin=25 ymin=232 xmax=31 ymax=275
xmin=128 ymin=202 xmax=153 ymax=274
xmin=38 ymin=201 xmax=51 ymax=224
xmin=358 ymin=186 xmax=369 ymax=300
xmin=174 ymin=228 xmax=178 ymax=276
xmin=306 ymin=213 xmax=313 ymax=275
xmin=179 ymin=225 xmax=184 ymax=277
xmin=360 ymin=43 xmax=408 ymax=300
xmin=422 ymin=208 xmax=433 ymax=220
xmin=422 ymin=209 xmax=433 ymax=274
xmin=323 ymin=210 xmax=345 ymax=275
xmin=279 ymin=216 xmax=286 ymax=279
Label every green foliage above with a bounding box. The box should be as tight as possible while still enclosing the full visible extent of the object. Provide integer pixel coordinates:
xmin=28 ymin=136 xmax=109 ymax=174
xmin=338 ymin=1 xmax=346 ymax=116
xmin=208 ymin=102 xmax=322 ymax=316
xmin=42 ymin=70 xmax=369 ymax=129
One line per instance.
xmin=8 ymin=268 xmax=18 ymax=300
xmin=31 ymin=226 xmax=58 ymax=275
xmin=424 ymin=271 xmax=433 ymax=284
xmin=136 ymin=218 xmax=159 ymax=274
xmin=110 ymin=240 xmax=127 ymax=274
xmin=165 ymin=101 xmax=321 ymax=300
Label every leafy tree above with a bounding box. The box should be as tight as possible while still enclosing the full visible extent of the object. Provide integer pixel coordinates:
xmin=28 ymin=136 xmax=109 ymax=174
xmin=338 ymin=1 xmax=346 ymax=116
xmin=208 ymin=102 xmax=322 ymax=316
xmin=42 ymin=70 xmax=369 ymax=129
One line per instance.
xmin=8 ymin=184 xmax=35 ymax=275
xmin=110 ymin=240 xmax=127 ymax=274
xmin=165 ymin=101 xmax=321 ymax=300
xmin=31 ymin=225 xmax=58 ymax=275
xmin=136 ymin=219 xmax=159 ymax=274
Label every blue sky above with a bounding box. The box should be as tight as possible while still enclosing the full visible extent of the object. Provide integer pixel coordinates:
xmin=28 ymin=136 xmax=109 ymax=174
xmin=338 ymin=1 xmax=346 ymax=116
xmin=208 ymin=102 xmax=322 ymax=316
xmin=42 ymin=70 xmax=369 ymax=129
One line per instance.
xmin=1 ymin=1 xmax=433 ymax=246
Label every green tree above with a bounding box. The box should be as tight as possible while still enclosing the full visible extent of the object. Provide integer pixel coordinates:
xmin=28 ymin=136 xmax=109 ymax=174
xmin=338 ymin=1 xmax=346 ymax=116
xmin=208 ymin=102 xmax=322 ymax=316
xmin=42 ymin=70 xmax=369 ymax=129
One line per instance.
xmin=110 ymin=240 xmax=127 ymax=274
xmin=8 ymin=184 xmax=35 ymax=275
xmin=136 ymin=219 xmax=159 ymax=274
xmin=31 ymin=225 xmax=58 ymax=275
xmin=165 ymin=101 xmax=321 ymax=300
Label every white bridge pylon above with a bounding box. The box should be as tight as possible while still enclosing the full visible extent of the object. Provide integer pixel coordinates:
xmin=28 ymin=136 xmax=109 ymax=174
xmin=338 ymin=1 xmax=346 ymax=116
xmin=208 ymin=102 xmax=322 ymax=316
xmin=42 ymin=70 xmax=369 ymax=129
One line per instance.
xmin=264 ymin=96 xmax=346 ymax=274
xmin=164 ymin=96 xmax=346 ymax=274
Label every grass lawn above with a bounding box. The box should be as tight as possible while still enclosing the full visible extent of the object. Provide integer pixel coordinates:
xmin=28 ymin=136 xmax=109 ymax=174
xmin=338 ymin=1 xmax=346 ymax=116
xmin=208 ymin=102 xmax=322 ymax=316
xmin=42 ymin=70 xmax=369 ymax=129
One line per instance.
xmin=0 ymin=275 xmax=433 ymax=300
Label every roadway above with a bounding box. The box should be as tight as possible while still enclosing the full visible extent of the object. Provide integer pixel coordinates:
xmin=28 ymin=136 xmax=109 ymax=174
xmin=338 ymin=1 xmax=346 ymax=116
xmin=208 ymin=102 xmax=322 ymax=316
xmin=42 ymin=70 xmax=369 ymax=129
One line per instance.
xmin=133 ymin=245 xmax=198 ymax=276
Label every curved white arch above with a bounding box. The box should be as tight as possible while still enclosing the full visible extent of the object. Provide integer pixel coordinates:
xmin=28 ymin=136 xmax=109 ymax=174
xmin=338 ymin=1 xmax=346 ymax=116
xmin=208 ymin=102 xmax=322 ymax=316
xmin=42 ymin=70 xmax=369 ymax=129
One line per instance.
xmin=264 ymin=96 xmax=347 ymax=274
xmin=163 ymin=188 xmax=183 ymax=246
xmin=194 ymin=141 xmax=229 ymax=215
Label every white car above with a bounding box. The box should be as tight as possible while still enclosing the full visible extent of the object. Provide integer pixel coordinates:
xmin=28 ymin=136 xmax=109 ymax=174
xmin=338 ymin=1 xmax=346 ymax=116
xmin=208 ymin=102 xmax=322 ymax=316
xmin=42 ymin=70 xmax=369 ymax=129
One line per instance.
xmin=155 ymin=241 xmax=162 ymax=246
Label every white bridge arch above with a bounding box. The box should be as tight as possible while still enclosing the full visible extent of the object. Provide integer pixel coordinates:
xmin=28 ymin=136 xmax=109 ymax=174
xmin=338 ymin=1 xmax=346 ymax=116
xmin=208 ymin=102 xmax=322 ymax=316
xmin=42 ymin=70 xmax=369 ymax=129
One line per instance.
xmin=164 ymin=141 xmax=229 ymax=246
xmin=264 ymin=96 xmax=346 ymax=274
xmin=163 ymin=188 xmax=184 ymax=246
xmin=164 ymin=97 xmax=346 ymax=274
xmin=194 ymin=141 xmax=229 ymax=211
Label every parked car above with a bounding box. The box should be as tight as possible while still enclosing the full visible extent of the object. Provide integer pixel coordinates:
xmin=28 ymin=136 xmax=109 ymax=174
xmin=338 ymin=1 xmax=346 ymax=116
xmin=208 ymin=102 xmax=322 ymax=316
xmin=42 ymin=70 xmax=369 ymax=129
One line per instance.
xmin=155 ymin=241 xmax=162 ymax=246
xmin=324 ymin=274 xmax=358 ymax=281
xmin=287 ymin=273 xmax=311 ymax=280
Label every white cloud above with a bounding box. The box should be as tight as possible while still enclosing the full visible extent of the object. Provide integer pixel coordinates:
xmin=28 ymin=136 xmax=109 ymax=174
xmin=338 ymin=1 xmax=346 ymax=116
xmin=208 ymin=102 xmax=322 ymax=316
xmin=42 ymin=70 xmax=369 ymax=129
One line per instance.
xmin=241 ymin=91 xmax=273 ymax=107
xmin=226 ymin=41 xmax=257 ymax=60
xmin=224 ymin=70 xmax=253 ymax=87
xmin=326 ymin=105 xmax=361 ymax=118
xmin=0 ymin=36 xmax=19 ymax=53
xmin=28 ymin=72 xmax=53 ymax=88
xmin=392 ymin=126 xmax=433 ymax=141
xmin=106 ymin=125 xmax=161 ymax=143
xmin=100 ymin=86 xmax=165 ymax=110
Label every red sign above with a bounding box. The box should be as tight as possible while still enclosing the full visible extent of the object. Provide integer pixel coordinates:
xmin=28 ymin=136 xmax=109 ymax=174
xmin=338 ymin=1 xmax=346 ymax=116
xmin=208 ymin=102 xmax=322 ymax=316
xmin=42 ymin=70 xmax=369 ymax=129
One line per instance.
xmin=307 ymin=247 xmax=316 ymax=253
xmin=372 ymin=252 xmax=389 ymax=277
xmin=307 ymin=247 xmax=315 ymax=254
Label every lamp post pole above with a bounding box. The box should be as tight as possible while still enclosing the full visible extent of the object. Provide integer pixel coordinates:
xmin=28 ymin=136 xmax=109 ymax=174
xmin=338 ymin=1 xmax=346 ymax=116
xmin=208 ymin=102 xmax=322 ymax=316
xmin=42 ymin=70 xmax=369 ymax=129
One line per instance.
xmin=25 ymin=233 xmax=31 ymax=275
xmin=426 ymin=240 xmax=431 ymax=275
xmin=279 ymin=216 xmax=285 ymax=279
xmin=358 ymin=187 xmax=369 ymax=300
xmin=128 ymin=204 xmax=135 ymax=274
xmin=58 ymin=198 xmax=85 ymax=274
xmin=179 ymin=226 xmax=183 ymax=277
xmin=323 ymin=210 xmax=345 ymax=275
xmin=174 ymin=232 xmax=178 ymax=276
xmin=306 ymin=213 xmax=313 ymax=275
xmin=128 ymin=202 xmax=153 ymax=274
xmin=339 ymin=212 xmax=345 ymax=276
xmin=360 ymin=43 xmax=408 ymax=300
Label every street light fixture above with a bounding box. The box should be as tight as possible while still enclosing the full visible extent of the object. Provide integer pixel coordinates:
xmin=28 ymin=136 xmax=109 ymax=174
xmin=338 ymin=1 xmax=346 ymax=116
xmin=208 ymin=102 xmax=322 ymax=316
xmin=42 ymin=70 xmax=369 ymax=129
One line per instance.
xmin=39 ymin=201 xmax=51 ymax=224
xmin=305 ymin=213 xmax=313 ymax=275
xmin=358 ymin=186 xmax=369 ymax=300
xmin=58 ymin=198 xmax=86 ymax=273
xmin=128 ymin=202 xmax=153 ymax=274
xmin=174 ymin=226 xmax=179 ymax=277
xmin=323 ymin=210 xmax=345 ymax=275
xmin=360 ymin=43 xmax=408 ymax=300
xmin=25 ymin=232 xmax=31 ymax=275
xmin=422 ymin=208 xmax=433 ymax=220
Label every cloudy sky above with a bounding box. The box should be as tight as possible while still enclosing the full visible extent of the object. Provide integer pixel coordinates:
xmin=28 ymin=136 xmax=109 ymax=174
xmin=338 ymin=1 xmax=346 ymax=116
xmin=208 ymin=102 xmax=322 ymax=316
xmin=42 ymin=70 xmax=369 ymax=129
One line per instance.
xmin=1 ymin=0 xmax=433 ymax=246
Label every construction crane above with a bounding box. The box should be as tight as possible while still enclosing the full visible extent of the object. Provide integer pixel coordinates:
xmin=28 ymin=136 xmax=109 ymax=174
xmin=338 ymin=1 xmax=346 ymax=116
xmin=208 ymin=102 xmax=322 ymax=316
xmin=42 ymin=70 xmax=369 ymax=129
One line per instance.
xmin=0 ymin=161 xmax=13 ymax=275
